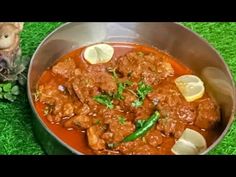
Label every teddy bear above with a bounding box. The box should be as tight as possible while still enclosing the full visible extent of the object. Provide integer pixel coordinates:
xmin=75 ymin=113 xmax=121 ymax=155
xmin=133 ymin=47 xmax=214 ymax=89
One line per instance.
xmin=0 ymin=22 xmax=25 ymax=84
xmin=0 ymin=22 xmax=24 ymax=68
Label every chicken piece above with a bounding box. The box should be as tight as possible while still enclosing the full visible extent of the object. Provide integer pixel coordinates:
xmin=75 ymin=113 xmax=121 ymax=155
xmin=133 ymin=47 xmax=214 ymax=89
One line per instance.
xmin=52 ymin=58 xmax=76 ymax=78
xmin=72 ymin=78 xmax=91 ymax=103
xmin=157 ymin=118 xmax=186 ymax=139
xmin=95 ymin=72 xmax=117 ymax=93
xmin=64 ymin=114 xmax=93 ymax=129
xmin=145 ymin=130 xmax=163 ymax=147
xmin=39 ymin=79 xmax=76 ymax=123
xmin=38 ymin=80 xmax=60 ymax=105
xmin=177 ymin=103 xmax=197 ymax=123
xmin=148 ymin=80 xmax=197 ymax=124
xmin=74 ymin=103 xmax=90 ymax=115
xmin=134 ymin=99 xmax=155 ymax=120
xmin=87 ymin=125 xmax=106 ymax=150
xmin=116 ymin=138 xmax=160 ymax=155
xmin=108 ymin=118 xmax=135 ymax=143
xmin=120 ymin=91 xmax=137 ymax=111
xmin=195 ymin=98 xmax=220 ymax=129
xmin=62 ymin=103 xmax=75 ymax=118
xmin=117 ymin=52 xmax=174 ymax=84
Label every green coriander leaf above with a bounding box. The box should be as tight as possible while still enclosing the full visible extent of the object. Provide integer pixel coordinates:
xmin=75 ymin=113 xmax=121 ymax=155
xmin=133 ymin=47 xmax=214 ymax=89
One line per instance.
xmin=124 ymin=80 xmax=133 ymax=86
xmin=94 ymin=119 xmax=101 ymax=125
xmin=113 ymin=80 xmax=132 ymax=100
xmin=137 ymin=51 xmax=144 ymax=57
xmin=118 ymin=116 xmax=126 ymax=125
xmin=132 ymin=81 xmax=152 ymax=107
xmin=132 ymin=99 xmax=143 ymax=107
xmin=113 ymin=83 xmax=125 ymax=100
xmin=107 ymin=67 xmax=118 ymax=79
xmin=43 ymin=105 xmax=54 ymax=116
xmin=107 ymin=143 xmax=117 ymax=149
xmin=94 ymin=94 xmax=114 ymax=109
xmin=33 ymin=88 xmax=40 ymax=102
xmin=137 ymin=81 xmax=152 ymax=100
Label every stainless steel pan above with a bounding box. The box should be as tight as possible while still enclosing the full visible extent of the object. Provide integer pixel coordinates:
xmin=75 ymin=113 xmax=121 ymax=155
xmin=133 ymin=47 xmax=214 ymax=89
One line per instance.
xmin=27 ymin=22 xmax=235 ymax=155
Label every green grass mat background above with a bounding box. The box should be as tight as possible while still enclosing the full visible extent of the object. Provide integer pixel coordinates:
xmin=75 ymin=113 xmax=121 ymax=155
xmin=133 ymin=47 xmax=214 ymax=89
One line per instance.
xmin=0 ymin=22 xmax=235 ymax=155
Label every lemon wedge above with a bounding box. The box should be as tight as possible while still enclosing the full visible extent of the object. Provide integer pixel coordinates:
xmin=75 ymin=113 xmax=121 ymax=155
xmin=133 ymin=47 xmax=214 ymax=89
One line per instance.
xmin=175 ymin=75 xmax=205 ymax=102
xmin=84 ymin=43 xmax=114 ymax=64
xmin=171 ymin=128 xmax=207 ymax=155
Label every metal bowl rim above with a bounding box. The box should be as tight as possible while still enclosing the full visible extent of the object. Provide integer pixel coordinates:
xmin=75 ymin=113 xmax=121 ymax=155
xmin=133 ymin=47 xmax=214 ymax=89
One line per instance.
xmin=27 ymin=22 xmax=236 ymax=155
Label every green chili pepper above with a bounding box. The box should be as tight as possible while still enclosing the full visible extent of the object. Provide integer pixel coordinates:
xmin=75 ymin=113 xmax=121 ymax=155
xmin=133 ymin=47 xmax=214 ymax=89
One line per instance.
xmin=122 ymin=111 xmax=160 ymax=142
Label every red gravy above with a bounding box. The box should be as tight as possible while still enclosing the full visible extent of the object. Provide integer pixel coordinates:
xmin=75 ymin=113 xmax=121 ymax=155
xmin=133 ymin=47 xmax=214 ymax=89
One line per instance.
xmin=34 ymin=43 xmax=221 ymax=155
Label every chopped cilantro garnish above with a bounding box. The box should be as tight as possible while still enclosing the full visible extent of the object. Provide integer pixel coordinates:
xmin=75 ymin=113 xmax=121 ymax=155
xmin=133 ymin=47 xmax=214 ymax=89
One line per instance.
xmin=93 ymin=94 xmax=114 ymax=109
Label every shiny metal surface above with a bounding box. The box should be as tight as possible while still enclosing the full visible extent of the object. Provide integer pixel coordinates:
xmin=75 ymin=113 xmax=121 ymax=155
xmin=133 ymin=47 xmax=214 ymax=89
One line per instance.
xmin=28 ymin=22 xmax=235 ymax=155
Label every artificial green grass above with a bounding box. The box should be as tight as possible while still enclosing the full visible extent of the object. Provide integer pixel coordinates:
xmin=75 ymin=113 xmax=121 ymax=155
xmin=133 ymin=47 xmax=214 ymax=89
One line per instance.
xmin=0 ymin=22 xmax=235 ymax=155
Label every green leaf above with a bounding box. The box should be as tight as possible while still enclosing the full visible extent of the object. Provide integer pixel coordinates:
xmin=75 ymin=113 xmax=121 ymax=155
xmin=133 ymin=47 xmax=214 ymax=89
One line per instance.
xmin=3 ymin=83 xmax=12 ymax=92
xmin=0 ymin=87 xmax=2 ymax=92
xmin=94 ymin=119 xmax=101 ymax=125
xmin=0 ymin=93 xmax=3 ymax=99
xmin=93 ymin=94 xmax=114 ymax=109
xmin=124 ymin=80 xmax=133 ymax=86
xmin=137 ymin=51 xmax=144 ymax=57
xmin=107 ymin=143 xmax=118 ymax=149
xmin=113 ymin=82 xmax=125 ymax=100
xmin=43 ymin=105 xmax=54 ymax=116
xmin=33 ymin=88 xmax=40 ymax=102
xmin=132 ymin=100 xmax=143 ymax=107
xmin=132 ymin=81 xmax=152 ymax=107
xmin=113 ymin=80 xmax=132 ymax=100
xmin=118 ymin=116 xmax=126 ymax=125
xmin=137 ymin=81 xmax=152 ymax=100
xmin=3 ymin=93 xmax=16 ymax=102
xmin=107 ymin=67 xmax=118 ymax=79
xmin=11 ymin=85 xmax=20 ymax=95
